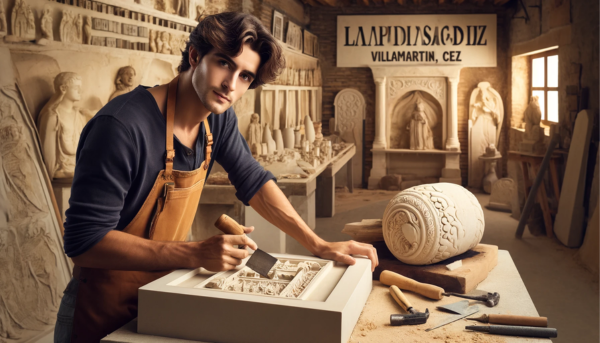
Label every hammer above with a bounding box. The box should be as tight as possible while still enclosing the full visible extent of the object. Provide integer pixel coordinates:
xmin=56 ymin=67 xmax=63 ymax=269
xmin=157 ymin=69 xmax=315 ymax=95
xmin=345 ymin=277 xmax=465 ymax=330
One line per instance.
xmin=442 ymin=292 xmax=500 ymax=307
xmin=389 ymin=285 xmax=430 ymax=326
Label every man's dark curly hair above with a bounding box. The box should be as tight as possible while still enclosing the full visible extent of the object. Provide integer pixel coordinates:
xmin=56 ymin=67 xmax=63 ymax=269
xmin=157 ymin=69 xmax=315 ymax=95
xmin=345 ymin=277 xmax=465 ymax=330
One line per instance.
xmin=179 ymin=12 xmax=285 ymax=89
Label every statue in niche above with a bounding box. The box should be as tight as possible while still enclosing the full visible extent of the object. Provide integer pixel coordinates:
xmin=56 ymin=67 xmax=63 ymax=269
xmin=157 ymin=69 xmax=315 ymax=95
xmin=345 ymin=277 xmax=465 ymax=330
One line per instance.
xmin=156 ymin=31 xmax=164 ymax=53
xmin=84 ymin=16 xmax=92 ymax=45
xmin=5 ymin=0 xmax=35 ymax=42
xmin=468 ymin=82 xmax=503 ymax=188
xmin=109 ymin=66 xmax=137 ymax=101
xmin=247 ymin=113 xmax=262 ymax=148
xmin=520 ymin=95 xmax=545 ymax=154
xmin=155 ymin=0 xmax=176 ymax=14
xmin=38 ymin=72 xmax=93 ymax=180
xmin=0 ymin=0 xmax=7 ymax=36
xmin=149 ymin=29 xmax=157 ymax=52
xmin=36 ymin=8 xmax=53 ymax=45
xmin=160 ymin=31 xmax=171 ymax=54
xmin=407 ymin=98 xmax=434 ymax=150
xmin=174 ymin=0 xmax=189 ymax=17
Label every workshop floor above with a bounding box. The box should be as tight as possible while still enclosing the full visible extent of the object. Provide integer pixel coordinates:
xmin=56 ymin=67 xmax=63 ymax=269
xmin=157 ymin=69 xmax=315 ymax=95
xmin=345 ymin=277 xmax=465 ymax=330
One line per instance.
xmin=290 ymin=189 xmax=599 ymax=343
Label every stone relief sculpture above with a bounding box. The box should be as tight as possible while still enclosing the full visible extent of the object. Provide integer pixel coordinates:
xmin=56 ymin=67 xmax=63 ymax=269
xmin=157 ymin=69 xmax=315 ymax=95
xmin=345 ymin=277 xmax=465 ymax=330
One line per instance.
xmin=519 ymin=95 xmax=545 ymax=154
xmin=109 ymin=66 xmax=137 ymax=101
xmin=0 ymin=0 xmax=7 ymax=37
xmin=5 ymin=0 xmax=35 ymax=42
xmin=156 ymin=31 xmax=164 ymax=53
xmin=407 ymin=98 xmax=434 ymax=150
xmin=382 ymin=183 xmax=485 ymax=265
xmin=468 ymin=82 xmax=504 ymax=188
xmin=37 ymin=72 xmax=93 ymax=180
xmin=149 ymin=29 xmax=157 ymax=52
xmin=37 ymin=8 xmax=53 ymax=45
xmin=170 ymin=33 xmax=180 ymax=55
xmin=174 ymin=0 xmax=190 ymax=18
xmin=204 ymin=259 xmax=326 ymax=299
xmin=0 ymin=47 xmax=72 ymax=341
xmin=247 ymin=113 xmax=262 ymax=148
xmin=160 ymin=31 xmax=171 ymax=54
xmin=59 ymin=10 xmax=83 ymax=44
xmin=83 ymin=16 xmax=92 ymax=45
xmin=334 ymin=88 xmax=365 ymax=187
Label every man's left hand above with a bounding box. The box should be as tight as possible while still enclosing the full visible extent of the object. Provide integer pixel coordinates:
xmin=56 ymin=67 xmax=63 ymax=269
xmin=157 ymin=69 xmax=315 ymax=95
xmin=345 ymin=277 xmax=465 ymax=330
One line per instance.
xmin=315 ymin=241 xmax=379 ymax=272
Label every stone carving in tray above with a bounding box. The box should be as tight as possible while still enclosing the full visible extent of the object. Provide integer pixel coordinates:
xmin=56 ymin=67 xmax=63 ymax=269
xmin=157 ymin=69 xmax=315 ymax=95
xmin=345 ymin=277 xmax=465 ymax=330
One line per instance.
xmin=197 ymin=259 xmax=332 ymax=299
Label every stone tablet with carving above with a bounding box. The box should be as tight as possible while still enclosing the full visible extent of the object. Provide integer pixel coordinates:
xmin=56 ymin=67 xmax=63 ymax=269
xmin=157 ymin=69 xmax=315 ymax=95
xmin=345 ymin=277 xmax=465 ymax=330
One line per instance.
xmin=382 ymin=183 xmax=484 ymax=265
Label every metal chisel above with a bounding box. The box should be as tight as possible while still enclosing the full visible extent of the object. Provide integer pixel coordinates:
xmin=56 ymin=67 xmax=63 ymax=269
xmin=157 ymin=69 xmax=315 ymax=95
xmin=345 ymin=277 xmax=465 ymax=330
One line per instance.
xmin=214 ymin=214 xmax=278 ymax=278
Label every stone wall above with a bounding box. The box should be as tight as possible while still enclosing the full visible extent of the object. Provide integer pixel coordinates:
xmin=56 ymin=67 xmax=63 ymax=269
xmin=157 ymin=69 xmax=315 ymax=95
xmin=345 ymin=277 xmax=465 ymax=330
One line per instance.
xmin=309 ymin=4 xmax=511 ymax=186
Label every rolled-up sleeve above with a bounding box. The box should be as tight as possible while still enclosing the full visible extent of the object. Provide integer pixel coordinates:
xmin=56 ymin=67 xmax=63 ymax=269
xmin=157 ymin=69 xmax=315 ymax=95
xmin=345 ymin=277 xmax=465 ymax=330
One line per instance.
xmin=63 ymin=116 xmax=137 ymax=257
xmin=214 ymin=111 xmax=275 ymax=206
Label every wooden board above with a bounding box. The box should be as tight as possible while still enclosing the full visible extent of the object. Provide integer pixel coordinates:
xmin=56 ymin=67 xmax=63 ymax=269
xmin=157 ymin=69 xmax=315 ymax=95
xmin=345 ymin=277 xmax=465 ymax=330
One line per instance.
xmin=373 ymin=243 xmax=498 ymax=294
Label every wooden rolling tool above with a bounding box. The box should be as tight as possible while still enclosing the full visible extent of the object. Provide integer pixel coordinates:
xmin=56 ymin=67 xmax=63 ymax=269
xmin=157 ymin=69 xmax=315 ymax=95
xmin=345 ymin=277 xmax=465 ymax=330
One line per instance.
xmin=467 ymin=314 xmax=548 ymax=327
xmin=380 ymin=270 xmax=444 ymax=300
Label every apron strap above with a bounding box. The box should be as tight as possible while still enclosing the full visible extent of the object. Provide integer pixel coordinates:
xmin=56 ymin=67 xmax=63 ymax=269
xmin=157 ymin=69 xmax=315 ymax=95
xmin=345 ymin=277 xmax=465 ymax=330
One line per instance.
xmin=164 ymin=76 xmax=179 ymax=180
xmin=203 ymin=118 xmax=212 ymax=170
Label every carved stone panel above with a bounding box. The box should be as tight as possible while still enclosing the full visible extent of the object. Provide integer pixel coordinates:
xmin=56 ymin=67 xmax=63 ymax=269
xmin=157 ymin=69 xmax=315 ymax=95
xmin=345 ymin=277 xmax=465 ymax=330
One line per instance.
xmin=334 ymin=88 xmax=365 ymax=188
xmin=0 ymin=48 xmax=72 ymax=342
xmin=382 ymin=183 xmax=484 ymax=265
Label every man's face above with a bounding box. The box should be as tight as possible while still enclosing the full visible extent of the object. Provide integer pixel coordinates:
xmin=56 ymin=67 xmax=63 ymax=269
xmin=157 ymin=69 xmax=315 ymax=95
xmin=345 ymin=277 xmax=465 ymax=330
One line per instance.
xmin=190 ymin=43 xmax=259 ymax=115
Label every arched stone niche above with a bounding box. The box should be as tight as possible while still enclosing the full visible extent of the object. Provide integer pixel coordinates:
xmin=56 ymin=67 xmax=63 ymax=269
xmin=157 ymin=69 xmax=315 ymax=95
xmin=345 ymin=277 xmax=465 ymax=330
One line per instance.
xmin=389 ymin=90 xmax=443 ymax=150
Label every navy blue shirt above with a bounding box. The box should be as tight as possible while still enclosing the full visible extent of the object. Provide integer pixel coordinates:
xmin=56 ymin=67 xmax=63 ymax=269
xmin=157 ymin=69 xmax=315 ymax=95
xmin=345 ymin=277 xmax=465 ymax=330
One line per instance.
xmin=63 ymin=86 xmax=274 ymax=257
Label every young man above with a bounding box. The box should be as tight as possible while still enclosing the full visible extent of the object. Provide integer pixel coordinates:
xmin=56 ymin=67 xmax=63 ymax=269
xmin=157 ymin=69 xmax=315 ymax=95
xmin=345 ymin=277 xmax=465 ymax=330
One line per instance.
xmin=55 ymin=12 xmax=378 ymax=342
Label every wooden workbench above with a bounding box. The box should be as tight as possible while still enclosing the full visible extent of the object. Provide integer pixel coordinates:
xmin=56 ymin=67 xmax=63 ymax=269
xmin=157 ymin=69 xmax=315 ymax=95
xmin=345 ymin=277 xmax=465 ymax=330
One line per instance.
xmin=102 ymin=250 xmax=551 ymax=343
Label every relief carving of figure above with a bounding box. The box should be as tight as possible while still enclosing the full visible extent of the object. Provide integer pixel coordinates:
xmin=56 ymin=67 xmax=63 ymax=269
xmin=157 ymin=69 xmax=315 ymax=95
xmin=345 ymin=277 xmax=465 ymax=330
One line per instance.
xmin=0 ymin=0 xmax=7 ymax=36
xmin=407 ymin=98 xmax=434 ymax=150
xmin=109 ymin=66 xmax=137 ymax=101
xmin=468 ymin=82 xmax=503 ymax=188
xmin=160 ymin=31 xmax=171 ymax=54
xmin=37 ymin=72 xmax=93 ymax=179
xmin=247 ymin=113 xmax=262 ymax=148
xmin=170 ymin=33 xmax=180 ymax=55
xmin=156 ymin=31 xmax=164 ymax=53
xmin=6 ymin=0 xmax=35 ymax=42
xmin=149 ymin=29 xmax=157 ymax=52
xmin=39 ymin=8 xmax=53 ymax=43
xmin=83 ymin=16 xmax=92 ymax=45
xmin=59 ymin=10 xmax=82 ymax=44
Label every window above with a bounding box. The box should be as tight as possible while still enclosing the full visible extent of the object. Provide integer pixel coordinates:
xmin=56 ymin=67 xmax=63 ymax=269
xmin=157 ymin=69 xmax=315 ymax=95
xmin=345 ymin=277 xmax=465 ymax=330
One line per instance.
xmin=530 ymin=50 xmax=559 ymax=123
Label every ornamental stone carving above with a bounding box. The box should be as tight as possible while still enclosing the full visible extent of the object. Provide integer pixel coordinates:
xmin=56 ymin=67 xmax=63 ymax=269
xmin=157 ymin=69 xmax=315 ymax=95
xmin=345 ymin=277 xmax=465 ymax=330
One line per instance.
xmin=382 ymin=183 xmax=484 ymax=265
xmin=334 ymin=88 xmax=365 ymax=188
xmin=388 ymin=78 xmax=445 ymax=100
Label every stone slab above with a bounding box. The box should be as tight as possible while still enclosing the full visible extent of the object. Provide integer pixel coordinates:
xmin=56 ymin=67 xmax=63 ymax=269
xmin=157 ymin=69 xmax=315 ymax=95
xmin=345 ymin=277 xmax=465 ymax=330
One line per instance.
xmin=373 ymin=243 xmax=498 ymax=294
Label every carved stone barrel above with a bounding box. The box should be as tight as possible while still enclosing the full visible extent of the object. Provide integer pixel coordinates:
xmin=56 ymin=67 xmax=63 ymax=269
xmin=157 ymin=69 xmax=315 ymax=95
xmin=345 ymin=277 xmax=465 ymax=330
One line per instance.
xmin=382 ymin=183 xmax=485 ymax=265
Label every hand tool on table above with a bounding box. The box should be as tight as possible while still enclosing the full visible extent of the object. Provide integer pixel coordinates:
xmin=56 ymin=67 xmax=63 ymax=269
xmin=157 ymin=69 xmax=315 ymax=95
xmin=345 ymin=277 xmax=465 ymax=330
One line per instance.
xmin=442 ymin=291 xmax=500 ymax=307
xmin=437 ymin=300 xmax=470 ymax=315
xmin=380 ymin=270 xmax=444 ymax=300
xmin=467 ymin=314 xmax=548 ymax=327
xmin=389 ymin=285 xmax=430 ymax=326
xmin=424 ymin=305 xmax=479 ymax=332
xmin=214 ymin=214 xmax=278 ymax=278
xmin=466 ymin=325 xmax=558 ymax=338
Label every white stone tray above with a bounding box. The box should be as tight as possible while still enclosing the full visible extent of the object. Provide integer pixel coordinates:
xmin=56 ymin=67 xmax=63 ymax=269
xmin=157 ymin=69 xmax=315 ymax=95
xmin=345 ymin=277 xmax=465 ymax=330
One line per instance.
xmin=137 ymin=253 xmax=372 ymax=343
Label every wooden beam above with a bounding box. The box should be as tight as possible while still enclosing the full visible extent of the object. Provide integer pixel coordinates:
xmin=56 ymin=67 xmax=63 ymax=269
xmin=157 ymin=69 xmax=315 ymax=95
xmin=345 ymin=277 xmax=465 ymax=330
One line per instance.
xmin=302 ymin=0 xmax=320 ymax=6
xmin=360 ymin=0 xmax=369 ymax=5
xmin=383 ymin=0 xmax=395 ymax=4
xmin=452 ymin=0 xmax=465 ymax=4
xmin=397 ymin=0 xmax=405 ymax=5
xmin=438 ymin=0 xmax=445 ymax=4
xmin=413 ymin=0 xmax=422 ymax=4
xmin=372 ymin=0 xmax=383 ymax=5
xmin=314 ymin=0 xmax=338 ymax=5
xmin=494 ymin=0 xmax=511 ymax=4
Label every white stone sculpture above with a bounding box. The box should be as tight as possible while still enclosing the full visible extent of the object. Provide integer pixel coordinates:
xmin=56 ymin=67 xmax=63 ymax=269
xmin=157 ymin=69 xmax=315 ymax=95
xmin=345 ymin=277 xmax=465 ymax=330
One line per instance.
xmin=468 ymin=82 xmax=504 ymax=189
xmin=160 ymin=31 xmax=171 ymax=54
xmin=156 ymin=31 xmax=164 ymax=53
xmin=83 ymin=16 xmax=92 ymax=45
xmin=247 ymin=113 xmax=262 ymax=148
xmin=109 ymin=66 xmax=137 ymax=101
xmin=0 ymin=0 xmax=7 ymax=37
xmin=5 ymin=0 xmax=35 ymax=42
xmin=304 ymin=115 xmax=315 ymax=143
xmin=37 ymin=72 xmax=93 ymax=179
xmin=382 ymin=183 xmax=485 ymax=265
xmin=149 ymin=29 xmax=157 ymax=52
xmin=520 ymin=95 xmax=546 ymax=154
xmin=59 ymin=10 xmax=83 ymax=44
xmin=334 ymin=88 xmax=365 ymax=188
xmin=407 ymin=98 xmax=435 ymax=150
xmin=37 ymin=8 xmax=53 ymax=45
xmin=488 ymin=178 xmax=514 ymax=212
xmin=0 ymin=47 xmax=72 ymax=342
xmin=282 ymin=127 xmax=294 ymax=149
xmin=170 ymin=32 xmax=180 ymax=55
xmin=262 ymin=123 xmax=276 ymax=155
xmin=273 ymin=129 xmax=284 ymax=153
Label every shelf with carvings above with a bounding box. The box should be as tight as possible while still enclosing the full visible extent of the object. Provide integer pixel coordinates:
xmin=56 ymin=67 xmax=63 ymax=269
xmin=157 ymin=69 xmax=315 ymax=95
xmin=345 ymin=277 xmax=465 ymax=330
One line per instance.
xmin=372 ymin=148 xmax=461 ymax=155
xmin=280 ymin=44 xmax=319 ymax=63
xmin=0 ymin=40 xmax=182 ymax=62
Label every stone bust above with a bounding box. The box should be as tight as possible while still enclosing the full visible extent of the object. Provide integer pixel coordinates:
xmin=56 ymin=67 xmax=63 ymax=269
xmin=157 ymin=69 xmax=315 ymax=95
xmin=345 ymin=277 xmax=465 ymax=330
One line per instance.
xmin=38 ymin=72 xmax=93 ymax=179
xmin=109 ymin=66 xmax=137 ymax=101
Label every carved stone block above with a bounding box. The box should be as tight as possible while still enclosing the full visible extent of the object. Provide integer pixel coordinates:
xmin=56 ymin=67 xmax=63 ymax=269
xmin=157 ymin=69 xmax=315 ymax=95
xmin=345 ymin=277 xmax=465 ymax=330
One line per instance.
xmin=382 ymin=183 xmax=484 ymax=265
xmin=487 ymin=178 xmax=514 ymax=212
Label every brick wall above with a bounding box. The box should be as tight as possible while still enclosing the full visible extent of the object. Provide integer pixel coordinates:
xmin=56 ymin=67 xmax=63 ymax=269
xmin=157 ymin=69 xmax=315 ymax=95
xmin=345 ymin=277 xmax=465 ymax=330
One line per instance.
xmin=309 ymin=4 xmax=511 ymax=185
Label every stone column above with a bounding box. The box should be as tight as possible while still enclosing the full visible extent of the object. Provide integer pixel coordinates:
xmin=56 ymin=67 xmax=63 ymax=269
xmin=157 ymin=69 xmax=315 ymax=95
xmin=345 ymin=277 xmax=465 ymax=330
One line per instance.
xmin=373 ymin=76 xmax=387 ymax=149
xmin=446 ymin=77 xmax=460 ymax=151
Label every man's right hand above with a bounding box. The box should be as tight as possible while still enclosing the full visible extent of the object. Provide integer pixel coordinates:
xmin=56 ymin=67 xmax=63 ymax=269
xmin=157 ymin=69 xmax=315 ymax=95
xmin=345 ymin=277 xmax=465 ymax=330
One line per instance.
xmin=193 ymin=234 xmax=258 ymax=272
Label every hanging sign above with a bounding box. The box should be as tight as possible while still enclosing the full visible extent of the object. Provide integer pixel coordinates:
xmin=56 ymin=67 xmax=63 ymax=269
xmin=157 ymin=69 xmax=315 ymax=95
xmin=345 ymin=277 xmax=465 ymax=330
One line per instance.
xmin=337 ymin=14 xmax=496 ymax=67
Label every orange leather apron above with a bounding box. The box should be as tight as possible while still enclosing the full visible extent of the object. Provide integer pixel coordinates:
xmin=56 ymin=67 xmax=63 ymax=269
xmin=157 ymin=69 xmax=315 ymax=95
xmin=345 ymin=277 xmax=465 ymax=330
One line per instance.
xmin=70 ymin=75 xmax=213 ymax=342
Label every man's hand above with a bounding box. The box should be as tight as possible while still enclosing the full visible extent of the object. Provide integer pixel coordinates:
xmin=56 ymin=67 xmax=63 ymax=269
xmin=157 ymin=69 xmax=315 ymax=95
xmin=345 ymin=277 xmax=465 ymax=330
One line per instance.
xmin=314 ymin=240 xmax=379 ymax=272
xmin=193 ymin=226 xmax=257 ymax=272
